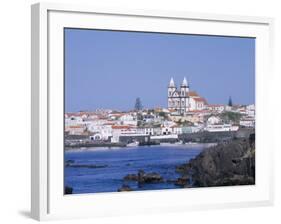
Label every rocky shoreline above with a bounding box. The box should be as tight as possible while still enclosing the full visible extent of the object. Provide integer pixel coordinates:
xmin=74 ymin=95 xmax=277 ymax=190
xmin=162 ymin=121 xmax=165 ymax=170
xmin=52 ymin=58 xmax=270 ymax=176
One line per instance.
xmin=117 ymin=134 xmax=255 ymax=192
xmin=64 ymin=128 xmax=254 ymax=150
xmin=65 ymin=134 xmax=255 ymax=193
xmin=175 ymin=134 xmax=255 ymax=187
xmin=118 ymin=170 xmax=164 ymax=191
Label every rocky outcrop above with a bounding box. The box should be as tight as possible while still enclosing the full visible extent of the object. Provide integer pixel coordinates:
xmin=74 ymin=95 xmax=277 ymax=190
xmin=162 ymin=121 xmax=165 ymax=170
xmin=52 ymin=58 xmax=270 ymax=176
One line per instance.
xmin=124 ymin=173 xmax=138 ymax=181
xmin=174 ymin=175 xmax=191 ymax=188
xmin=118 ymin=184 xmax=133 ymax=192
xmin=179 ymin=128 xmax=254 ymax=143
xmin=124 ymin=170 xmax=164 ymax=184
xmin=65 ymin=186 xmax=73 ymax=194
xmin=176 ymin=134 xmax=255 ymax=187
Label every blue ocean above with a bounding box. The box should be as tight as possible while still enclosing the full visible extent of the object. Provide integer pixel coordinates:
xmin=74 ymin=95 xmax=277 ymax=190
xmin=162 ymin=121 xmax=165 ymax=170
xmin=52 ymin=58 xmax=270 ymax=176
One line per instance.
xmin=65 ymin=144 xmax=210 ymax=194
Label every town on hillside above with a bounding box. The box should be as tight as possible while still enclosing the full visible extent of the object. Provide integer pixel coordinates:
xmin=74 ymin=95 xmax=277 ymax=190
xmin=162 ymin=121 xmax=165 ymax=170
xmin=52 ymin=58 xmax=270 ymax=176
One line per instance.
xmin=65 ymin=78 xmax=255 ymax=147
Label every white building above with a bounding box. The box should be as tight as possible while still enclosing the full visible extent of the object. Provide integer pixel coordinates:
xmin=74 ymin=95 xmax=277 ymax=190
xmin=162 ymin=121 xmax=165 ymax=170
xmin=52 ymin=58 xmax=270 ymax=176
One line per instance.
xmin=205 ymin=124 xmax=239 ymax=132
xmin=65 ymin=125 xmax=86 ymax=135
xmin=118 ymin=114 xmax=138 ymax=126
xmin=240 ymin=118 xmax=255 ymax=127
xmin=65 ymin=115 xmax=84 ymax=126
xmin=246 ymin=104 xmax=255 ymax=117
xmin=87 ymin=123 xmax=112 ymax=140
xmin=207 ymin=116 xmax=222 ymax=125
xmin=207 ymin=104 xmax=225 ymax=113
xmin=168 ymin=77 xmax=208 ymax=114
xmin=111 ymin=125 xmax=146 ymax=143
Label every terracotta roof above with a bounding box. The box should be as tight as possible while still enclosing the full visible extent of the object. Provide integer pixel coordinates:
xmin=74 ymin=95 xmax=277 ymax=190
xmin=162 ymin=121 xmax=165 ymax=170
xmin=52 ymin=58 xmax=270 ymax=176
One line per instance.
xmin=65 ymin=112 xmax=81 ymax=117
xmin=188 ymin=91 xmax=199 ymax=97
xmin=171 ymin=125 xmax=179 ymax=128
xmin=110 ymin=113 xmax=123 ymax=117
xmin=168 ymin=109 xmax=176 ymax=112
xmin=66 ymin=111 xmax=99 ymax=117
xmin=78 ymin=112 xmax=89 ymax=116
xmin=208 ymin=104 xmax=224 ymax=107
xmin=189 ymin=110 xmax=209 ymax=113
xmin=193 ymin=97 xmax=208 ymax=104
xmin=96 ymin=116 xmax=107 ymax=120
xmin=112 ymin=125 xmax=131 ymax=129
xmin=67 ymin=125 xmax=85 ymax=129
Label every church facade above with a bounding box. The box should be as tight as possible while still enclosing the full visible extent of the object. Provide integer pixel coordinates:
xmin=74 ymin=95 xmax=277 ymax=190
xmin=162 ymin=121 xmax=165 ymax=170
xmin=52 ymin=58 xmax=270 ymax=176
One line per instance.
xmin=168 ymin=77 xmax=208 ymax=114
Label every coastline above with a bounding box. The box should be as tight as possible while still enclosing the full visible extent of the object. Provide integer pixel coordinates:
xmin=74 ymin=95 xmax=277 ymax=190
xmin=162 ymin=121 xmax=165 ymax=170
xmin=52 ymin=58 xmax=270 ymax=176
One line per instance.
xmin=64 ymin=133 xmax=254 ymax=193
xmin=175 ymin=134 xmax=255 ymax=187
xmin=65 ymin=128 xmax=254 ymax=151
xmin=64 ymin=144 xmax=207 ymax=194
xmin=64 ymin=142 xmax=216 ymax=152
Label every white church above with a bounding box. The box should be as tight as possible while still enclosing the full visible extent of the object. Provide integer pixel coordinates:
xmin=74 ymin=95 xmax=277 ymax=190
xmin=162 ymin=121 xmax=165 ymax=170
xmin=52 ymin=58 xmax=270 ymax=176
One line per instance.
xmin=168 ymin=77 xmax=208 ymax=114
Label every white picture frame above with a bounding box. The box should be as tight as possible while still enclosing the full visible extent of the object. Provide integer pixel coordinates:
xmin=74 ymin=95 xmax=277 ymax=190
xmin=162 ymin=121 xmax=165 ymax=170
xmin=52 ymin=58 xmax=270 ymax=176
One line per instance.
xmin=31 ymin=2 xmax=274 ymax=221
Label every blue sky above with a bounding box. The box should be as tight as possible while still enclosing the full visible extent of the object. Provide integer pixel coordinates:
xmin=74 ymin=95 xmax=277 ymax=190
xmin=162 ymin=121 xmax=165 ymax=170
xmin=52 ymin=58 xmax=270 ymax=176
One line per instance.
xmin=65 ymin=28 xmax=255 ymax=112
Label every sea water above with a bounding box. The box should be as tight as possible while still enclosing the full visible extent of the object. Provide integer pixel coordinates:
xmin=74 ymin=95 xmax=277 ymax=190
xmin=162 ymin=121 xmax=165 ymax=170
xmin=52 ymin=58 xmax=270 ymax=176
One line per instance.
xmin=65 ymin=144 xmax=211 ymax=194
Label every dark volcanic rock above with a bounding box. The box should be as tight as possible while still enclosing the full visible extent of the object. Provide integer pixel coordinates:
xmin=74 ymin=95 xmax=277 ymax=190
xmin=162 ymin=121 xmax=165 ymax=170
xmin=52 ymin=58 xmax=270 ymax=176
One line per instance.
xmin=176 ymin=163 xmax=191 ymax=174
xmin=124 ymin=174 xmax=138 ymax=181
xmin=118 ymin=184 xmax=133 ymax=192
xmin=123 ymin=170 xmax=164 ymax=184
xmin=174 ymin=175 xmax=190 ymax=187
xmin=166 ymin=179 xmax=177 ymax=183
xmin=214 ymin=175 xmax=255 ymax=186
xmin=65 ymin=186 xmax=73 ymax=194
xmin=140 ymin=172 xmax=163 ymax=184
xmin=178 ymin=135 xmax=255 ymax=187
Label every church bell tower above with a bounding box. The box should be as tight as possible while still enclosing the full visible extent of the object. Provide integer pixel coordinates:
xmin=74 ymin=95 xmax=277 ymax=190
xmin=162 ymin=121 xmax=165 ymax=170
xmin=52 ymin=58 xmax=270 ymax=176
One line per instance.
xmin=168 ymin=77 xmax=176 ymax=109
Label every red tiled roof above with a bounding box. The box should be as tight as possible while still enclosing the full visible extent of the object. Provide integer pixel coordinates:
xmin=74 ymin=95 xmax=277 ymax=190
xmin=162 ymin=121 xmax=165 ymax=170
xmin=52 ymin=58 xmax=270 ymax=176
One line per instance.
xmin=168 ymin=109 xmax=176 ymax=112
xmin=67 ymin=125 xmax=85 ymax=129
xmin=188 ymin=91 xmax=199 ymax=97
xmin=193 ymin=97 xmax=208 ymax=104
xmin=66 ymin=111 xmax=98 ymax=117
xmin=193 ymin=98 xmax=204 ymax=102
xmin=208 ymin=104 xmax=224 ymax=107
xmin=189 ymin=109 xmax=209 ymax=113
xmin=110 ymin=113 xmax=123 ymax=117
xmin=65 ymin=112 xmax=81 ymax=117
xmin=112 ymin=125 xmax=131 ymax=129
xmin=171 ymin=125 xmax=179 ymax=128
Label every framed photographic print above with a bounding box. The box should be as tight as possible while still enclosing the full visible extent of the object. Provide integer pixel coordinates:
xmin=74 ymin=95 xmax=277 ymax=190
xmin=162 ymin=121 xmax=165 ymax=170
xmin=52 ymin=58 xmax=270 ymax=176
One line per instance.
xmin=31 ymin=2 xmax=274 ymax=221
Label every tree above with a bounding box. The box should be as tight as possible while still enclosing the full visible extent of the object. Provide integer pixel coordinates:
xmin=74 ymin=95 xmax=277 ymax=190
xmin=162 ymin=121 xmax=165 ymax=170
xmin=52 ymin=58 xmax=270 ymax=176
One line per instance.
xmin=220 ymin=111 xmax=241 ymax=124
xmin=158 ymin=111 xmax=168 ymax=120
xmin=134 ymin=97 xmax=143 ymax=111
xmin=228 ymin=96 xmax=233 ymax=107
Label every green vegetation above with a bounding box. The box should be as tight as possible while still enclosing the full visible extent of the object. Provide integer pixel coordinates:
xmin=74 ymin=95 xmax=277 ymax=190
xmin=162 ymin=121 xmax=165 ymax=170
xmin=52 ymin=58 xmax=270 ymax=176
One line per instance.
xmin=176 ymin=119 xmax=193 ymax=126
xmin=158 ymin=111 xmax=168 ymax=119
xmin=147 ymin=109 xmax=155 ymax=114
xmin=219 ymin=111 xmax=242 ymax=124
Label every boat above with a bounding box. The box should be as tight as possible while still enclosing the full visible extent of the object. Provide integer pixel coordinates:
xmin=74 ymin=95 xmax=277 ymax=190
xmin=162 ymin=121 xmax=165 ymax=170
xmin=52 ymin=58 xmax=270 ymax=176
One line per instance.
xmin=126 ymin=141 xmax=139 ymax=147
xmin=174 ymin=140 xmax=183 ymax=145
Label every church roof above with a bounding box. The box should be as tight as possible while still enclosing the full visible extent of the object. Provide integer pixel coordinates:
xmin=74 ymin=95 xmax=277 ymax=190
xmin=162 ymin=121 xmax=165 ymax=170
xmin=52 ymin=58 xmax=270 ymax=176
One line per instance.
xmin=188 ymin=91 xmax=199 ymax=97
xmin=193 ymin=97 xmax=208 ymax=104
xmin=208 ymin=104 xmax=224 ymax=107
xmin=181 ymin=77 xmax=188 ymax=86
xmin=169 ymin=77 xmax=175 ymax=87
